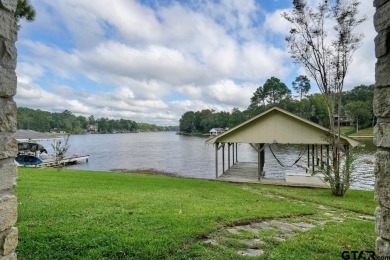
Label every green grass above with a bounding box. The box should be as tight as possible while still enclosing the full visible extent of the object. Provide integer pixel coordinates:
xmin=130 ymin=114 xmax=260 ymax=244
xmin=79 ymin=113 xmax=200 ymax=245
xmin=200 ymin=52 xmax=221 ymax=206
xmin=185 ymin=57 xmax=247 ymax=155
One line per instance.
xmin=16 ymin=168 xmax=376 ymax=259
xmin=349 ymin=127 xmax=374 ymax=137
xmin=340 ymin=128 xmax=355 ymax=135
xmin=246 ymin=184 xmax=376 ymax=215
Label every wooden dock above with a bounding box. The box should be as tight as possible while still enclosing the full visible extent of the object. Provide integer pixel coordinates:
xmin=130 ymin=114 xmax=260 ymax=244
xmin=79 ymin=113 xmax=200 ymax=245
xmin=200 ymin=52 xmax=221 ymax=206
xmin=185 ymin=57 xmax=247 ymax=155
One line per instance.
xmin=39 ymin=155 xmax=89 ymax=167
xmin=18 ymin=155 xmax=89 ymax=168
xmin=217 ymin=162 xmax=329 ymax=188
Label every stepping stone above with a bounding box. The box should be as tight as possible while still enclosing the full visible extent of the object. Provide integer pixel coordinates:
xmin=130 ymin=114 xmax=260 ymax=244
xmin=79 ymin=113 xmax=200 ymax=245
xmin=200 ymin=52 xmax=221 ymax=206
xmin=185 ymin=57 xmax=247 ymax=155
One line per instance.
xmin=318 ymin=205 xmax=327 ymax=209
xmin=315 ymin=220 xmax=328 ymax=226
xmin=284 ymin=232 xmax=296 ymax=238
xmin=237 ymin=249 xmax=264 ymax=257
xmin=331 ymin=217 xmax=344 ymax=222
xmin=239 ymin=225 xmax=260 ymax=234
xmin=252 ymin=222 xmax=274 ymax=230
xmin=226 ymin=227 xmax=241 ymax=234
xmin=291 ymin=222 xmax=316 ymax=231
xmin=359 ymin=215 xmax=375 ymax=221
xmin=324 ymin=212 xmax=333 ymax=216
xmin=204 ymin=239 xmax=219 ymax=246
xmin=272 ymin=236 xmax=286 ymax=242
xmin=292 ymin=222 xmax=316 ymax=230
xmin=242 ymin=239 xmax=264 ymax=248
xmin=270 ymin=221 xmax=300 ymax=231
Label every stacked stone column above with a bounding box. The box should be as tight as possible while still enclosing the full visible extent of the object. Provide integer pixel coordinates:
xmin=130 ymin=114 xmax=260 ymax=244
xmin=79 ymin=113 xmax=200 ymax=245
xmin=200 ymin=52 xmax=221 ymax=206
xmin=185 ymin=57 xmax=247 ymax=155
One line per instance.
xmin=0 ymin=0 xmax=18 ymax=259
xmin=374 ymin=0 xmax=390 ymax=256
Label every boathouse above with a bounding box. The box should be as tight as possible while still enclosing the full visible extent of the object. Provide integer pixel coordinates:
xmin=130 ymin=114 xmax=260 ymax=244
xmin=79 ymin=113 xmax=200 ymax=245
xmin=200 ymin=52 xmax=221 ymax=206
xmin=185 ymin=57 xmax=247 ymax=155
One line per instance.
xmin=206 ymin=107 xmax=360 ymax=186
xmin=209 ymin=128 xmax=226 ymax=136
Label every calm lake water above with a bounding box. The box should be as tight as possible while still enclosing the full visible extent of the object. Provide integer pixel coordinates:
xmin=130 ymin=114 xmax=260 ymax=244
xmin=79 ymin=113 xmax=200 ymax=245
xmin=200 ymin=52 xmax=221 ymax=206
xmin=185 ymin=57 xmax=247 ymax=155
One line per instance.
xmin=44 ymin=132 xmax=375 ymax=190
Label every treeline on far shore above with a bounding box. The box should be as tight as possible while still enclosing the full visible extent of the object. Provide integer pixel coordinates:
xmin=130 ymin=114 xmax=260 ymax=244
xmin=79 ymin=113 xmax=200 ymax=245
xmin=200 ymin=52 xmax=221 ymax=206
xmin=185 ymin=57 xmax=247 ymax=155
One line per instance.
xmin=17 ymin=108 xmax=179 ymax=134
xmin=179 ymin=83 xmax=374 ymax=134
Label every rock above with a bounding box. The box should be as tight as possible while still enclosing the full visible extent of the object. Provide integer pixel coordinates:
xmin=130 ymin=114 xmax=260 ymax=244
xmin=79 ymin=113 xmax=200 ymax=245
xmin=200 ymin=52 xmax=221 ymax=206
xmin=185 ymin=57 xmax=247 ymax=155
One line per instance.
xmin=0 ymin=98 xmax=16 ymax=132
xmin=374 ymin=123 xmax=390 ymax=148
xmin=376 ymin=207 xmax=390 ymax=240
xmin=0 ymin=196 xmax=17 ymax=232
xmin=0 ymin=161 xmax=16 ymax=192
xmin=0 ymin=1 xmax=17 ymax=13
xmin=375 ymin=29 xmax=390 ymax=58
xmin=374 ymin=1 xmax=390 ymax=32
xmin=0 ymin=227 xmax=18 ymax=256
xmin=376 ymin=237 xmax=390 ymax=256
xmin=0 ymin=134 xmax=17 ymax=160
xmin=0 ymin=67 xmax=16 ymax=97
xmin=0 ymin=252 xmax=16 ymax=260
xmin=0 ymin=11 xmax=16 ymax=42
xmin=375 ymin=58 xmax=390 ymax=87
xmin=375 ymin=151 xmax=390 ymax=208
xmin=374 ymin=87 xmax=390 ymax=117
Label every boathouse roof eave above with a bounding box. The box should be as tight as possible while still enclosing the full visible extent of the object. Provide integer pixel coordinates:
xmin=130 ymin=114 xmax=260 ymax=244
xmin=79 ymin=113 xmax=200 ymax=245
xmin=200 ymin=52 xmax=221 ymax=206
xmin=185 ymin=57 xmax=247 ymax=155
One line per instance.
xmin=205 ymin=107 xmax=361 ymax=147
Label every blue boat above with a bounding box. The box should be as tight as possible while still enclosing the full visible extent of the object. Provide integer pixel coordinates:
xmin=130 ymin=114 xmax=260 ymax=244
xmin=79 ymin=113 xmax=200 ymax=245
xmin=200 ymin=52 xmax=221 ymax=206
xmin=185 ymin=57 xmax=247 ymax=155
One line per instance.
xmin=15 ymin=155 xmax=43 ymax=166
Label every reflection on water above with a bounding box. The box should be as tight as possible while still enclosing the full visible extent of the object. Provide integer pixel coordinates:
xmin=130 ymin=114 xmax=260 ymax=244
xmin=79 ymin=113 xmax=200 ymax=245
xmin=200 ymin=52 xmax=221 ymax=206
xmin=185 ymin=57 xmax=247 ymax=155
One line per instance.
xmin=51 ymin=132 xmax=374 ymax=190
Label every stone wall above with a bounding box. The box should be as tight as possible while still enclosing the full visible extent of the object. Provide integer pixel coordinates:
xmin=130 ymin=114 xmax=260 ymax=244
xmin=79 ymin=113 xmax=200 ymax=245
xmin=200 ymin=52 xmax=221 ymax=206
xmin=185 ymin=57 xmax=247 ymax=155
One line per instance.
xmin=0 ymin=0 xmax=18 ymax=259
xmin=374 ymin=0 xmax=390 ymax=256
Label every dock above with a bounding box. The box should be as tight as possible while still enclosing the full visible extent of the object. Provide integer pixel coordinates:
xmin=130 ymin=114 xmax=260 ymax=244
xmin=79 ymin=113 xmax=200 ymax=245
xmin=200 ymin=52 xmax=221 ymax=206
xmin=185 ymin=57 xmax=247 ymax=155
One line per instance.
xmin=39 ymin=155 xmax=89 ymax=167
xmin=217 ymin=162 xmax=329 ymax=188
xmin=18 ymin=155 xmax=89 ymax=168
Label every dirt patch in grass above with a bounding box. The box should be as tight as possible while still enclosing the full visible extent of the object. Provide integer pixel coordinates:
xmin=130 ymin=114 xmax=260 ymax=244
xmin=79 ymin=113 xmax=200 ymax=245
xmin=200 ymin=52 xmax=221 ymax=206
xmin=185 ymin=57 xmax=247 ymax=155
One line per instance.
xmin=110 ymin=168 xmax=178 ymax=177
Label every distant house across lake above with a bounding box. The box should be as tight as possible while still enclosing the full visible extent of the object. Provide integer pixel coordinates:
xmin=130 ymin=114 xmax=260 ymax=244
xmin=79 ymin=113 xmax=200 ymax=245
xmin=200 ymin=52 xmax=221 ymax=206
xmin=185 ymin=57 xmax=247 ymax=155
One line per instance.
xmin=87 ymin=124 xmax=99 ymax=132
xmin=209 ymin=128 xmax=226 ymax=136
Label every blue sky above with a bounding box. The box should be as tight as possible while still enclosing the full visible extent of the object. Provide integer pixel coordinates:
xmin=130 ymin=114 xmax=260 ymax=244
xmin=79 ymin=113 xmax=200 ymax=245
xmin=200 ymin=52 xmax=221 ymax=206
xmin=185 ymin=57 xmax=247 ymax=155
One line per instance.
xmin=16 ymin=0 xmax=375 ymax=126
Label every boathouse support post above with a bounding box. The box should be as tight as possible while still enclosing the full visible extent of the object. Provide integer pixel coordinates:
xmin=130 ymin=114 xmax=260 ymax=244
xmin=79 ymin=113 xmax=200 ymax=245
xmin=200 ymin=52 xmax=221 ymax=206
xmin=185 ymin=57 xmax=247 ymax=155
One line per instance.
xmin=222 ymin=143 xmax=225 ymax=173
xmin=312 ymin=144 xmax=315 ymax=174
xmin=235 ymin=143 xmax=238 ymax=163
xmin=257 ymin=144 xmax=261 ymax=181
xmin=307 ymin=144 xmax=310 ymax=173
xmin=260 ymin=143 xmax=265 ymax=178
xmin=215 ymin=143 xmax=218 ymax=178
xmin=232 ymin=143 xmax=235 ymax=165
xmin=326 ymin=145 xmax=330 ymax=175
xmin=228 ymin=143 xmax=231 ymax=169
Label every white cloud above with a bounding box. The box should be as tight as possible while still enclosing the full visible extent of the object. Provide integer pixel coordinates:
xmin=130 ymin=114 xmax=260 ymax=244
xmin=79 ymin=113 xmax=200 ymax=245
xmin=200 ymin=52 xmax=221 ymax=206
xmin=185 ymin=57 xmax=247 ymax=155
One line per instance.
xmin=206 ymin=80 xmax=255 ymax=108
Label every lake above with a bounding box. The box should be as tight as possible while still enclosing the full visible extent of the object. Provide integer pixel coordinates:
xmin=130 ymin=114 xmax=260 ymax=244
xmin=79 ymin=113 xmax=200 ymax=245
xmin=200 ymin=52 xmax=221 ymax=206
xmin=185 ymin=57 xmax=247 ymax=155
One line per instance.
xmin=45 ymin=132 xmax=375 ymax=190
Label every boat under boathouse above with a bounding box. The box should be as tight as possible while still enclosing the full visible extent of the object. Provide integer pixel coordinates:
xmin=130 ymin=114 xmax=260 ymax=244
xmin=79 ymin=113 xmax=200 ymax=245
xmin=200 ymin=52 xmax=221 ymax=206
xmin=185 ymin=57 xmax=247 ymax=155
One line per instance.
xmin=205 ymin=107 xmax=360 ymax=187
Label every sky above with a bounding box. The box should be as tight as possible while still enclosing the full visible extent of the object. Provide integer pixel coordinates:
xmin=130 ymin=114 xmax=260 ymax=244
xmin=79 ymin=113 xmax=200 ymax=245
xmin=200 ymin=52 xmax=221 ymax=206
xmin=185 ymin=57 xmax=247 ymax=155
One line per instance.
xmin=16 ymin=0 xmax=376 ymax=126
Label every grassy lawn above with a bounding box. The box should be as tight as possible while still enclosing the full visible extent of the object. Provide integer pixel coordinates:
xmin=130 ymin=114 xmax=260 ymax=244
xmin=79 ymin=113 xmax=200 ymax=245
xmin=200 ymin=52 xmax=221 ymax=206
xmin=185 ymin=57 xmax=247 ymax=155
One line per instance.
xmin=340 ymin=127 xmax=374 ymax=137
xmin=245 ymin=184 xmax=376 ymax=215
xmin=16 ymin=168 xmax=376 ymax=259
xmin=349 ymin=127 xmax=374 ymax=137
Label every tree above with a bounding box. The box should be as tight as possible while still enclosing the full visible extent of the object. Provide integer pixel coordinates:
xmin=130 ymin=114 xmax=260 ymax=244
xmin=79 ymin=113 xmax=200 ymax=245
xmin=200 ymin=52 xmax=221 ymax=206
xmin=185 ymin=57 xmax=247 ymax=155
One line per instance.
xmin=229 ymin=108 xmax=246 ymax=128
xmin=283 ymin=0 xmax=366 ymax=196
xmin=15 ymin=0 xmax=36 ymax=28
xmin=344 ymin=101 xmax=371 ymax=131
xmin=292 ymin=75 xmax=311 ymax=100
xmin=263 ymin=77 xmax=291 ymax=105
xmin=179 ymin=111 xmax=196 ymax=133
xmin=250 ymin=86 xmax=267 ymax=106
